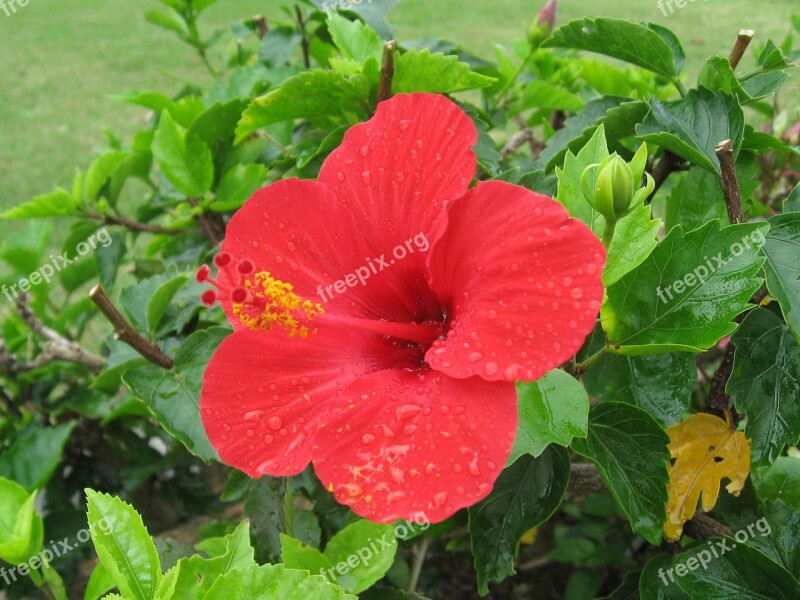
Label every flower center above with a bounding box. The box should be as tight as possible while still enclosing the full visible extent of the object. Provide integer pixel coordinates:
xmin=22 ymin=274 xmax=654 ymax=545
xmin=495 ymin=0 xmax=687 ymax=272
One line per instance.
xmin=197 ymin=252 xmax=324 ymax=338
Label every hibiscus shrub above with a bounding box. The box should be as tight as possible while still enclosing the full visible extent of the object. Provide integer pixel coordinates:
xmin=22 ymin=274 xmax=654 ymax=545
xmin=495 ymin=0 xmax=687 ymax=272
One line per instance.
xmin=1 ymin=1 xmax=799 ymax=598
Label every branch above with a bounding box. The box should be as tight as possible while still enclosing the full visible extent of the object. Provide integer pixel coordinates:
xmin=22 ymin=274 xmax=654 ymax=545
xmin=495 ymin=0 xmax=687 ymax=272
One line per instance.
xmin=501 ymin=128 xmax=535 ymax=159
xmin=252 ymin=15 xmax=268 ymax=39
xmin=650 ymin=150 xmax=686 ymax=198
xmin=89 ymin=285 xmax=174 ymax=369
xmin=294 ymin=6 xmax=310 ymax=68
xmin=10 ymin=294 xmax=104 ymax=373
xmin=187 ymin=198 xmax=224 ymax=246
xmin=377 ymin=41 xmax=397 ymax=105
xmin=715 ymin=139 xmax=745 ymax=224
xmin=729 ymin=30 xmax=754 ymax=70
xmin=90 ymin=213 xmax=188 ymax=236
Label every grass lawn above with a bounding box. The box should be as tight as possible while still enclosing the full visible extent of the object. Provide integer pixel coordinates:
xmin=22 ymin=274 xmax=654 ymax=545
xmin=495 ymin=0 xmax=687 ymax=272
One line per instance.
xmin=0 ymin=0 xmax=797 ymax=214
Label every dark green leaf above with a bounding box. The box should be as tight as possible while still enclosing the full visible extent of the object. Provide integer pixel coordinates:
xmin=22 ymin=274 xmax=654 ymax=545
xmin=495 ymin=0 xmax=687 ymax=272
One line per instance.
xmin=602 ymin=221 xmax=768 ymax=354
xmin=468 ymin=446 xmax=570 ymax=595
xmin=0 ymin=422 xmax=76 ymax=491
xmin=727 ymin=308 xmax=800 ymax=469
xmin=761 ymin=213 xmax=800 ymax=340
xmin=543 ymin=18 xmax=684 ymax=77
xmin=583 ymin=353 xmax=695 ymax=427
xmin=122 ymin=327 xmax=228 ymax=462
xmin=152 ymin=111 xmax=214 ymax=197
xmin=636 ymin=88 xmax=745 ymax=175
xmin=754 ymin=456 xmax=800 ymax=509
xmin=572 ymin=402 xmax=670 ymax=544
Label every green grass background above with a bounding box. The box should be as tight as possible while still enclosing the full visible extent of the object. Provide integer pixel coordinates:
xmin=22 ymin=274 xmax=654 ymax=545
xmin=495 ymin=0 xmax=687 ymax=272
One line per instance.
xmin=0 ymin=0 xmax=797 ymax=213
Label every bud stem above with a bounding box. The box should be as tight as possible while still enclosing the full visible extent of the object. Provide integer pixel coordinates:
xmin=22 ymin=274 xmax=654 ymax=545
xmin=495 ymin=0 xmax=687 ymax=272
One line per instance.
xmin=602 ymin=219 xmax=617 ymax=248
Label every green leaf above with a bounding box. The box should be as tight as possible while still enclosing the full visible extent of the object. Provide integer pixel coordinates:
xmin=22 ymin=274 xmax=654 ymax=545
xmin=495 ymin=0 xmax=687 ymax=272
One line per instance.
xmin=786 ymin=183 xmax=800 ymax=213
xmin=543 ymin=18 xmax=684 ymax=77
xmin=202 ymin=563 xmax=357 ymax=600
xmin=754 ymin=456 xmax=800 ymax=509
xmin=86 ymin=152 xmax=131 ymax=200
xmin=391 ymin=49 xmax=496 ymax=94
xmin=144 ymin=8 xmax=189 ymax=37
xmin=152 ymin=111 xmax=214 ymax=197
xmin=160 ymin=522 xmax=255 ymax=599
xmin=0 ymin=422 xmax=76 ymax=491
xmin=674 ymin=540 xmax=799 ymax=599
xmin=84 ymin=562 xmax=116 ymax=600
xmin=0 ymin=477 xmax=42 ymax=565
xmin=583 ymin=353 xmax=695 ymax=427
xmin=572 ymin=402 xmax=670 ymax=544
xmin=741 ymin=71 xmax=790 ymax=100
xmin=327 ymin=14 xmax=383 ymax=64
xmin=761 ymin=213 xmax=800 ymax=340
xmin=122 ymin=328 xmax=228 ymax=462
xmin=146 ymin=275 xmax=189 ymax=334
xmin=605 ymin=202 xmax=661 ymax=287
xmin=727 ymin=308 xmax=800 ymax=469
xmin=556 ymin=125 xmax=608 ymax=235
xmin=509 ymin=370 xmax=589 ymax=463
xmin=520 ymin=80 xmax=585 ymax=113
xmin=636 ymin=88 xmax=745 ymax=175
xmin=322 ymin=519 xmax=397 ymax=594
xmin=280 ymin=534 xmax=333 ymax=580
xmin=210 ymin=164 xmax=268 ymax=212
xmin=0 ymin=188 xmax=79 ymax=219
xmin=468 ymin=446 xmax=570 ymax=595
xmin=244 ymin=475 xmax=286 ymax=565
xmin=85 ymin=489 xmax=162 ymax=600
xmin=665 ymin=164 xmax=758 ymax=232
xmin=758 ymin=39 xmax=793 ymax=70
xmin=697 ymin=56 xmax=754 ymax=102
xmin=602 ymin=220 xmax=768 ymax=355
xmin=236 ymin=71 xmax=370 ymax=142
xmin=640 ymin=554 xmax=689 ymax=599
xmin=540 ymin=97 xmax=647 ymax=171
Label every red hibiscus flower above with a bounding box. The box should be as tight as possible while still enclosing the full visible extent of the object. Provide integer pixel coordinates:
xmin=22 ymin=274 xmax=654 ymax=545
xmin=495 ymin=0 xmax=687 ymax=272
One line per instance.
xmin=197 ymin=93 xmax=606 ymax=524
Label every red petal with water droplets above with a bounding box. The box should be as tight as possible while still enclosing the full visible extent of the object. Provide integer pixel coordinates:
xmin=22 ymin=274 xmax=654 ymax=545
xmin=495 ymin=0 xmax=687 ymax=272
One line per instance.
xmin=426 ymin=180 xmax=606 ymax=382
xmin=200 ymin=322 xmax=411 ymax=477
xmin=311 ymin=369 xmax=517 ymax=523
xmin=317 ymin=93 xmax=476 ymax=318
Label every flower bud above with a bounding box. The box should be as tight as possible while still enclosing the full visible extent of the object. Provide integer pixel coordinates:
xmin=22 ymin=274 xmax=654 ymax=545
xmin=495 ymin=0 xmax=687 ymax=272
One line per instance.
xmin=582 ymin=155 xmax=634 ymax=221
xmin=527 ymin=0 xmax=558 ymax=47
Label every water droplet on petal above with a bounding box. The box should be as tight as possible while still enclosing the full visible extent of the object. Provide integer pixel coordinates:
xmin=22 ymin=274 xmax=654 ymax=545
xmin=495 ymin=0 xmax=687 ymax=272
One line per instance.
xmin=399 ymin=119 xmax=411 ymax=129
xmin=395 ymin=403 xmax=422 ymax=420
xmin=487 ymin=309 xmax=498 ymax=320
xmin=433 ymin=491 xmax=448 ymax=507
xmin=570 ymin=288 xmax=584 ymax=299
xmin=468 ymin=457 xmax=481 ymax=477
xmin=359 ymin=145 xmax=369 ymax=157
xmin=485 ymin=362 xmax=499 ymax=376
xmin=267 ymin=416 xmax=283 ymax=431
xmin=362 ymin=433 xmax=376 ymax=445
xmin=336 ymin=171 xmax=345 ymax=182
xmin=361 ymin=170 xmax=371 ymax=184
xmin=467 ymin=351 xmax=483 ymax=363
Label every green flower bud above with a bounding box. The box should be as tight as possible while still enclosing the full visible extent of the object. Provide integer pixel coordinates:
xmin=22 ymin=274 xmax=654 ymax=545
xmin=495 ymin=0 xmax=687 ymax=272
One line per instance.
xmin=582 ymin=155 xmax=634 ymax=220
xmin=527 ymin=0 xmax=558 ymax=47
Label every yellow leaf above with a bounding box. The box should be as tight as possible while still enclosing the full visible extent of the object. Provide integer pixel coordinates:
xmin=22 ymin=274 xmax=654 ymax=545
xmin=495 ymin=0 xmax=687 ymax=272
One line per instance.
xmin=664 ymin=413 xmax=750 ymax=541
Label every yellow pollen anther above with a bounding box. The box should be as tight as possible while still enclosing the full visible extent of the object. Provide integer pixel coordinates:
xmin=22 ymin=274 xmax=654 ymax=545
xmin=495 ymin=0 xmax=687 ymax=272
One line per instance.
xmin=232 ymin=271 xmax=324 ymax=336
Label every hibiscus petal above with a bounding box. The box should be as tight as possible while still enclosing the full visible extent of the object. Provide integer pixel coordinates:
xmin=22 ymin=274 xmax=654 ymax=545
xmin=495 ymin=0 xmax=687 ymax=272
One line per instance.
xmin=200 ymin=322 xmax=412 ymax=478
xmin=426 ymin=180 xmax=606 ymax=382
xmin=317 ymin=92 xmax=477 ymax=285
xmin=311 ymin=369 xmax=517 ymax=523
xmin=217 ymin=178 xmax=379 ymax=328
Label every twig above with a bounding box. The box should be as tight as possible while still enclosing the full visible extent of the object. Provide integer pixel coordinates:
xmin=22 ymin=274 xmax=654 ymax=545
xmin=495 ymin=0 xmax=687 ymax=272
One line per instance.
xmin=295 ymin=6 xmax=310 ymax=68
xmin=12 ymin=294 xmax=105 ymax=373
xmin=377 ymin=41 xmax=397 ymax=105
xmin=0 ymin=387 xmax=22 ymax=418
xmin=650 ymin=150 xmax=686 ymax=198
xmin=90 ymin=213 xmax=187 ymax=236
xmin=729 ymin=30 xmax=755 ymax=70
xmin=89 ymin=285 xmax=174 ymax=369
xmin=407 ymin=536 xmax=430 ymax=594
xmin=252 ymin=15 xmax=268 ymax=39
xmin=715 ymin=139 xmax=745 ymax=224
xmin=501 ymin=128 xmax=535 ymax=158
xmin=684 ymin=513 xmax=732 ymax=540
xmin=188 ymin=198 xmax=223 ymax=246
